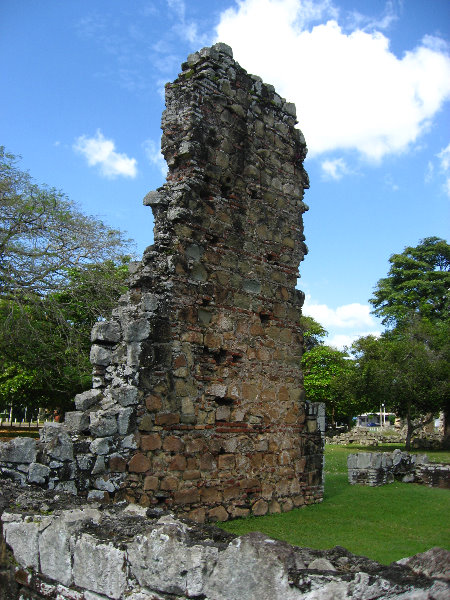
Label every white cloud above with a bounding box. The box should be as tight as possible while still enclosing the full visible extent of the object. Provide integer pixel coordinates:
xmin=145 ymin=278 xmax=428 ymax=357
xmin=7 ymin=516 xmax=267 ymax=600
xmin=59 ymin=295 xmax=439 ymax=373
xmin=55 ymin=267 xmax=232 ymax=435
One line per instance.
xmin=328 ymin=330 xmax=381 ymax=350
xmin=167 ymin=0 xmax=185 ymax=21
xmin=302 ymin=297 xmax=377 ymax=329
xmin=74 ymin=130 xmax=137 ymax=178
xmin=321 ymin=157 xmax=350 ymax=180
xmin=143 ymin=139 xmax=168 ymax=178
xmin=425 ymin=160 xmax=434 ymax=184
xmin=166 ymin=0 xmax=207 ymax=45
xmin=438 ymin=143 xmax=450 ymax=171
xmin=437 ymin=142 xmax=450 ymax=198
xmin=347 ymin=0 xmax=398 ymax=32
xmin=302 ymin=295 xmax=382 ymax=349
xmin=384 ymin=174 xmax=399 ymax=191
xmin=215 ymin=0 xmax=450 ymax=161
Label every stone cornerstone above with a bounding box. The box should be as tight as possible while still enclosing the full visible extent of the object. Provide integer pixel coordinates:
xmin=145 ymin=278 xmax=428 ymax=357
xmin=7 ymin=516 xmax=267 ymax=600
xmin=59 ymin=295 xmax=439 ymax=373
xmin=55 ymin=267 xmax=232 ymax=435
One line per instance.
xmin=0 ymin=43 xmax=323 ymax=522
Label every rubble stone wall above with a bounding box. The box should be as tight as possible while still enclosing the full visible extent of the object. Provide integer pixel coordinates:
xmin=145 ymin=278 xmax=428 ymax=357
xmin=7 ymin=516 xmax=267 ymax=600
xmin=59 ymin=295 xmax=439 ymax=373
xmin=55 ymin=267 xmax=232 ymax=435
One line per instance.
xmin=348 ymin=450 xmax=450 ymax=488
xmin=0 ymin=43 xmax=323 ymax=522
xmin=1 ymin=482 xmax=448 ymax=600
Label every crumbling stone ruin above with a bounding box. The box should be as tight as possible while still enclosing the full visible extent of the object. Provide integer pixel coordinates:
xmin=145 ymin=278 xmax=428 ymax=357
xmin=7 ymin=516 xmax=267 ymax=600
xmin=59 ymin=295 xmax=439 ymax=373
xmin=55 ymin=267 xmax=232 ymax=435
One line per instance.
xmin=0 ymin=43 xmax=323 ymax=521
xmin=1 ymin=481 xmax=449 ymax=600
xmin=348 ymin=450 xmax=450 ymax=488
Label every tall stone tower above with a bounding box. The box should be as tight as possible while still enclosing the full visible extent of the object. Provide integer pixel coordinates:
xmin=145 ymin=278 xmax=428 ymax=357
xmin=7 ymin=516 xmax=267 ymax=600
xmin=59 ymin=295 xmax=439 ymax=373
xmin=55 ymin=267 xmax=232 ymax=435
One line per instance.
xmin=0 ymin=43 xmax=324 ymax=522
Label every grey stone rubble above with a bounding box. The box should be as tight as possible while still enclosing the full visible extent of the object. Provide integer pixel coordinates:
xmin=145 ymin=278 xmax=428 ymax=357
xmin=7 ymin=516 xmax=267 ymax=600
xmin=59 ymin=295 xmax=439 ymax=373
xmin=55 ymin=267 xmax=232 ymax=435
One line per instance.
xmin=328 ymin=428 xmax=446 ymax=449
xmin=0 ymin=481 xmax=448 ymax=600
xmin=348 ymin=450 xmax=450 ymax=488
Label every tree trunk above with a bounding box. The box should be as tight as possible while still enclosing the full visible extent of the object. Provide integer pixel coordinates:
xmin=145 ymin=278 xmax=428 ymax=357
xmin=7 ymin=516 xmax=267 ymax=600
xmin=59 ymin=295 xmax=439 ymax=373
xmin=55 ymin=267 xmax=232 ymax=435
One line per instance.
xmin=405 ymin=411 xmax=413 ymax=450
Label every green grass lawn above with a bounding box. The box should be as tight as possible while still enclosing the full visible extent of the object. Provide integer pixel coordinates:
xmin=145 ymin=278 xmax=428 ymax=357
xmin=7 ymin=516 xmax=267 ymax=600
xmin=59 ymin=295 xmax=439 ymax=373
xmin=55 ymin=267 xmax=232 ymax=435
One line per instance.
xmin=220 ymin=444 xmax=450 ymax=564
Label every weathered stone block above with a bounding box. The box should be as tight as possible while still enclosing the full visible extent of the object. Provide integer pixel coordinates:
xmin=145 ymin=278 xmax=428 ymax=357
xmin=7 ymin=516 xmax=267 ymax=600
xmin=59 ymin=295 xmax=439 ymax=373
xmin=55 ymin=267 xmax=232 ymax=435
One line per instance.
xmin=173 ymin=487 xmax=199 ymax=504
xmin=3 ymin=517 xmax=41 ymax=570
xmin=169 ymin=454 xmax=187 ymax=471
xmin=145 ymin=394 xmax=162 ymax=411
xmin=163 ymin=435 xmax=185 ymax=452
xmin=111 ymin=385 xmax=138 ymax=406
xmin=155 ymin=413 xmax=180 ymax=426
xmin=207 ymin=505 xmax=228 ymax=522
xmin=128 ymin=453 xmax=151 ymax=473
xmin=90 ymin=344 xmax=112 ymax=366
xmin=38 ymin=511 xmax=98 ymax=586
xmin=90 ymin=437 xmax=112 ymax=455
xmin=0 ymin=437 xmax=36 ymax=464
xmin=91 ymin=321 xmax=121 ymax=344
xmin=74 ymin=388 xmax=102 ymax=411
xmin=41 ymin=423 xmax=74 ymax=461
xmin=128 ymin=517 xmax=219 ymax=597
xmin=117 ymin=406 xmax=134 ymax=435
xmin=109 ymin=454 xmax=127 ymax=472
xmin=89 ymin=414 xmax=118 ymax=437
xmin=28 ymin=462 xmax=50 ymax=484
xmin=205 ymin=533 xmax=300 ymax=600
xmin=73 ymin=533 xmax=127 ymax=599
xmin=65 ymin=411 xmax=90 ymax=434
xmin=161 ymin=476 xmax=179 ymax=490
xmin=123 ymin=318 xmax=151 ymax=342
xmin=141 ymin=433 xmax=162 ymax=451
xmin=143 ymin=475 xmax=159 ymax=490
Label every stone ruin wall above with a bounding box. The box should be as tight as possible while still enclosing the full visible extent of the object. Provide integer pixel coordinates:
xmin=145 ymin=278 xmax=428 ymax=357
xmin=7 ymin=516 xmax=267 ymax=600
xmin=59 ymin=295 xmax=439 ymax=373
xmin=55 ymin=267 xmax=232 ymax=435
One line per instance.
xmin=348 ymin=450 xmax=450 ymax=488
xmin=1 ymin=481 xmax=449 ymax=600
xmin=0 ymin=43 xmax=323 ymax=522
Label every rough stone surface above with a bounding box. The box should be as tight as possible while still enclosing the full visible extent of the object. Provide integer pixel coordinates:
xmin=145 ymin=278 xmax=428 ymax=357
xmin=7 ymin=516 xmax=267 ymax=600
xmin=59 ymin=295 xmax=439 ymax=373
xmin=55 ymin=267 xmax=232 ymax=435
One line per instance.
xmin=348 ymin=450 xmax=449 ymax=488
xmin=0 ymin=438 xmax=37 ymax=464
xmin=0 ymin=43 xmax=323 ymax=520
xmin=0 ymin=481 xmax=448 ymax=600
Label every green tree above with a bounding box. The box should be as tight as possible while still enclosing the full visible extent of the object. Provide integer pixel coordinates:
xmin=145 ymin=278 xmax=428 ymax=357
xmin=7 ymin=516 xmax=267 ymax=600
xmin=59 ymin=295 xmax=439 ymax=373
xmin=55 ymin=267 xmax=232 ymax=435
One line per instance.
xmin=0 ymin=147 xmax=134 ymax=414
xmin=300 ymin=315 xmax=328 ymax=350
xmin=369 ymin=237 xmax=450 ymax=327
xmin=301 ymin=344 xmax=364 ymax=427
xmin=0 ymin=146 xmax=131 ymax=298
xmin=351 ymin=319 xmax=449 ymax=449
xmin=0 ymin=260 xmax=130 ymax=413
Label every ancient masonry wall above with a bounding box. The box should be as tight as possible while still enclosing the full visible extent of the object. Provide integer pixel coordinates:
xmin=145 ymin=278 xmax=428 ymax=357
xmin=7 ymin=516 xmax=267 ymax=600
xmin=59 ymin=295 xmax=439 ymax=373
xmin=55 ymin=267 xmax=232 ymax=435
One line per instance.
xmin=1 ymin=482 xmax=449 ymax=600
xmin=0 ymin=43 xmax=323 ymax=522
xmin=348 ymin=451 xmax=450 ymax=488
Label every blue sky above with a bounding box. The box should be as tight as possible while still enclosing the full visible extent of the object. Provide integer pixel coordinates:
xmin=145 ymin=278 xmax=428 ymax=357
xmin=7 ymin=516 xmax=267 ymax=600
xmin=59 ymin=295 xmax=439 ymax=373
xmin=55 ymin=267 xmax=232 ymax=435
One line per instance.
xmin=1 ymin=0 xmax=449 ymax=348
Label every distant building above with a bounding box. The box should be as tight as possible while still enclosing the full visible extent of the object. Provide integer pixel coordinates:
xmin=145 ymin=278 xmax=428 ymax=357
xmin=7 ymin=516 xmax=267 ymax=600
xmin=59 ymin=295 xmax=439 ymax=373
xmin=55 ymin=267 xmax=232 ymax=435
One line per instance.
xmin=355 ymin=412 xmax=395 ymax=427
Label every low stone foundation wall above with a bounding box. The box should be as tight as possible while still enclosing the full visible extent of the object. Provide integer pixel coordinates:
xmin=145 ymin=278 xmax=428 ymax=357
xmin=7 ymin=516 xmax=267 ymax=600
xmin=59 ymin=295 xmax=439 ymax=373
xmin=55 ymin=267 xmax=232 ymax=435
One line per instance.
xmin=1 ymin=480 xmax=449 ymax=600
xmin=328 ymin=428 xmax=446 ymax=450
xmin=327 ymin=429 xmax=404 ymax=446
xmin=348 ymin=450 xmax=450 ymax=488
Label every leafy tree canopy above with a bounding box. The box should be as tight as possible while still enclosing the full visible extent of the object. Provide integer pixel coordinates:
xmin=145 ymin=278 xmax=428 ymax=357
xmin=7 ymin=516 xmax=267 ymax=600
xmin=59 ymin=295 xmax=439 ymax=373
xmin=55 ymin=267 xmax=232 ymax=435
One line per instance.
xmin=301 ymin=344 xmax=367 ymax=426
xmin=350 ymin=318 xmax=449 ymax=448
xmin=0 ymin=146 xmax=132 ymax=298
xmin=0 ymin=147 xmax=134 ymax=413
xmin=299 ymin=315 xmax=328 ymax=350
xmin=369 ymin=236 xmax=450 ymax=327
